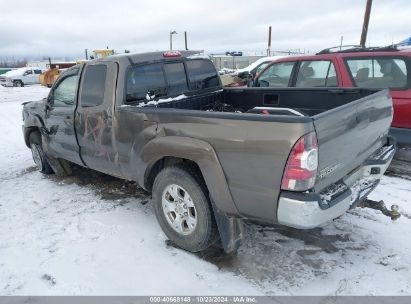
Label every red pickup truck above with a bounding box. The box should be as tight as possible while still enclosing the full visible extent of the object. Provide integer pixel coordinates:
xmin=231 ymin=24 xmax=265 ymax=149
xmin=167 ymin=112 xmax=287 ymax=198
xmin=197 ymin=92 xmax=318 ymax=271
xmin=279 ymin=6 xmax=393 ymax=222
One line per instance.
xmin=252 ymin=46 xmax=411 ymax=148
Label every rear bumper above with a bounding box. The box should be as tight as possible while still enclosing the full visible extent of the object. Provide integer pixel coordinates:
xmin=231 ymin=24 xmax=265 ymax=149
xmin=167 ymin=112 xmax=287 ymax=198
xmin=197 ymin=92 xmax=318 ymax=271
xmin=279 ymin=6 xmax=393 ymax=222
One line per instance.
xmin=277 ymin=141 xmax=396 ymax=229
xmin=277 ymin=192 xmax=352 ymax=229
xmin=390 ymin=127 xmax=411 ymax=147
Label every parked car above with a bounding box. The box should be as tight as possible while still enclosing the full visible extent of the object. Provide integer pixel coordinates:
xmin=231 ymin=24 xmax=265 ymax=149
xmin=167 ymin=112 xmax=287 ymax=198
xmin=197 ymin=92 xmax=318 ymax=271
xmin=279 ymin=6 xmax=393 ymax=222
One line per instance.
xmin=252 ymin=45 xmax=411 ymax=148
xmin=22 ymin=51 xmax=395 ymax=253
xmin=220 ymin=56 xmax=286 ymax=87
xmin=236 ymin=55 xmax=286 ymax=79
xmin=0 ymin=67 xmax=43 ymax=87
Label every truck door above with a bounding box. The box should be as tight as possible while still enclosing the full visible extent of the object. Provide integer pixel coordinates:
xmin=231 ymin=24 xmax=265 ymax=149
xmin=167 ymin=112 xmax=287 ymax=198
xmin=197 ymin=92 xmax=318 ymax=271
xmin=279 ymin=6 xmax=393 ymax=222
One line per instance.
xmin=75 ymin=62 xmax=122 ymax=176
xmin=33 ymin=69 xmax=42 ymax=84
xmin=22 ymin=69 xmax=35 ymax=84
xmin=42 ymin=67 xmax=83 ymax=165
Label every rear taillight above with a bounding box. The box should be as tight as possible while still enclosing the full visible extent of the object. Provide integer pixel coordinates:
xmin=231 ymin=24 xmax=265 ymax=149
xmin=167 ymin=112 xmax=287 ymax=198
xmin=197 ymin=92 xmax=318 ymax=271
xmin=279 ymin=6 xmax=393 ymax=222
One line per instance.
xmin=281 ymin=132 xmax=318 ymax=191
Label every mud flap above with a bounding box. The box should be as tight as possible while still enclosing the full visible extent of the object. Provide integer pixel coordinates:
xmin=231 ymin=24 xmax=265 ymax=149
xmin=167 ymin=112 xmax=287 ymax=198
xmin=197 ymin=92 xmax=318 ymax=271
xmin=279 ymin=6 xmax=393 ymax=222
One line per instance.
xmin=46 ymin=156 xmax=72 ymax=177
xmin=210 ymin=198 xmax=244 ymax=254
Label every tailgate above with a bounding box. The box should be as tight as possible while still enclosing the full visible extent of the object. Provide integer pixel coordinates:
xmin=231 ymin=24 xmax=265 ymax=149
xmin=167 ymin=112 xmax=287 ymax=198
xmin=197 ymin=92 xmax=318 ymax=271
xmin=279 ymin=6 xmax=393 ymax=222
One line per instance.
xmin=313 ymin=89 xmax=393 ymax=192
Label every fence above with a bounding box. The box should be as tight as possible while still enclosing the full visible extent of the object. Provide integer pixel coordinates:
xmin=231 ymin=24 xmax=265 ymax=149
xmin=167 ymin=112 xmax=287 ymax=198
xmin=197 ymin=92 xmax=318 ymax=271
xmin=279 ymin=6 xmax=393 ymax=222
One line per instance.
xmin=210 ymin=56 xmax=264 ymax=71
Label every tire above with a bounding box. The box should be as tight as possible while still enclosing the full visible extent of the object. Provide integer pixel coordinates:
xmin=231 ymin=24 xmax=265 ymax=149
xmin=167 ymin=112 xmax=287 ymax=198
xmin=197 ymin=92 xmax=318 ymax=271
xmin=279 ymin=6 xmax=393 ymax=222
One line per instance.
xmin=13 ymin=80 xmax=24 ymax=87
xmin=152 ymin=166 xmax=219 ymax=252
xmin=29 ymin=132 xmax=53 ymax=174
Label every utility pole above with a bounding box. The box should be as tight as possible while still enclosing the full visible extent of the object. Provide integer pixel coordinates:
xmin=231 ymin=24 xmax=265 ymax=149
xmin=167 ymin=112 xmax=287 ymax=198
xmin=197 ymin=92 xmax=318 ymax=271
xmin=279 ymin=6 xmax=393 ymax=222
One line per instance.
xmin=360 ymin=0 xmax=373 ymax=48
xmin=184 ymin=31 xmax=188 ymax=50
xmin=85 ymin=49 xmax=88 ymax=60
xmin=339 ymin=36 xmax=344 ymax=50
xmin=267 ymin=26 xmax=272 ymax=56
xmin=170 ymin=31 xmax=177 ymax=50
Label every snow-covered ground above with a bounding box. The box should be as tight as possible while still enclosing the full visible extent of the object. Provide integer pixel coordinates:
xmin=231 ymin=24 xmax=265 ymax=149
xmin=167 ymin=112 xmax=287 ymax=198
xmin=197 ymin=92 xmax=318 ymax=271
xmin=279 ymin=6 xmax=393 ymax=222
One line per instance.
xmin=1 ymin=85 xmax=411 ymax=295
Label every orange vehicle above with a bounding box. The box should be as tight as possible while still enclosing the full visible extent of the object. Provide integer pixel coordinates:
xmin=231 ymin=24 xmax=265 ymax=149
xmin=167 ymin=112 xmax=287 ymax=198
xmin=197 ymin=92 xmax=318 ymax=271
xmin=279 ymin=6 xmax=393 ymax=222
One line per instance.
xmin=40 ymin=50 xmax=114 ymax=87
xmin=40 ymin=62 xmax=77 ymax=87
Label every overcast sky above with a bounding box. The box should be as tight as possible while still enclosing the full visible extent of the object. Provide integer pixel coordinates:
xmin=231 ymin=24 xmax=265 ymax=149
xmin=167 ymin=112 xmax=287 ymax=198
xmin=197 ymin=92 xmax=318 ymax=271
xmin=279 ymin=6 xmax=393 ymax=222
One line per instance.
xmin=0 ymin=0 xmax=409 ymax=59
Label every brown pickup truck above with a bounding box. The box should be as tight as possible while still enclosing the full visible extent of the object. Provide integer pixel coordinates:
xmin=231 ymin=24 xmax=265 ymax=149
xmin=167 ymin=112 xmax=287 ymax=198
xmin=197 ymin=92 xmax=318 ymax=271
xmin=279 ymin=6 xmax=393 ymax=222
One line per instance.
xmin=22 ymin=51 xmax=396 ymax=253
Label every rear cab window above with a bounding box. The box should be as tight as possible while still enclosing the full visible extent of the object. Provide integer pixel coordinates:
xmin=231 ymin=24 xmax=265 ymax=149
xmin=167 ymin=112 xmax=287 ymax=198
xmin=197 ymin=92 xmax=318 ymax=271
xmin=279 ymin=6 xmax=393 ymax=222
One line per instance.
xmin=345 ymin=57 xmax=409 ymax=89
xmin=125 ymin=59 xmax=220 ymax=105
xmin=164 ymin=62 xmax=188 ymax=95
xmin=185 ymin=59 xmax=220 ymax=90
xmin=126 ymin=63 xmax=166 ymax=102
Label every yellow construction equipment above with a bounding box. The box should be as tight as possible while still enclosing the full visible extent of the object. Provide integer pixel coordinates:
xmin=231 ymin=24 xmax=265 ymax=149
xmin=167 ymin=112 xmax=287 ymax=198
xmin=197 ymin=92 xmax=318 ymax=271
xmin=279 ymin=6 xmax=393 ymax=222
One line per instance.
xmin=90 ymin=49 xmax=114 ymax=59
xmin=39 ymin=62 xmax=77 ymax=88
xmin=40 ymin=49 xmax=114 ymax=87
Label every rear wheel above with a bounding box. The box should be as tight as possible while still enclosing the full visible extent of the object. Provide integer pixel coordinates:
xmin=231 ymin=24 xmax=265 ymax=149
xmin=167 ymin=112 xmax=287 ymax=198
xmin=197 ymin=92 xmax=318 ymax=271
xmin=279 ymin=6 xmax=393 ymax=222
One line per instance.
xmin=152 ymin=166 xmax=219 ymax=252
xmin=29 ymin=132 xmax=53 ymax=174
xmin=13 ymin=80 xmax=24 ymax=87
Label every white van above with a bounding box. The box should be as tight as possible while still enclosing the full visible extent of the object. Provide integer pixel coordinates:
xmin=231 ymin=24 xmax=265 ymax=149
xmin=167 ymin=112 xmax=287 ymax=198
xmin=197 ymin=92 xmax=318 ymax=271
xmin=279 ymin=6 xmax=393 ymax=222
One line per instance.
xmin=0 ymin=67 xmax=43 ymax=87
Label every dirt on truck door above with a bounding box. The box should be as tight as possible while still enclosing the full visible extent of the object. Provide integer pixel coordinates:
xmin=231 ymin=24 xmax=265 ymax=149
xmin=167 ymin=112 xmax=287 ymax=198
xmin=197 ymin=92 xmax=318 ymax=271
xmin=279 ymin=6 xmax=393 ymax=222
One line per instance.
xmin=75 ymin=62 xmax=122 ymax=176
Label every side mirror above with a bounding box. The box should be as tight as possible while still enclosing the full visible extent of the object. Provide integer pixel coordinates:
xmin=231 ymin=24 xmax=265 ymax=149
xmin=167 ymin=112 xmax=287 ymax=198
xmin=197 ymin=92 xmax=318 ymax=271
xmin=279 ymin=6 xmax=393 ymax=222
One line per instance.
xmin=146 ymin=89 xmax=156 ymax=101
xmin=246 ymin=78 xmax=255 ymax=87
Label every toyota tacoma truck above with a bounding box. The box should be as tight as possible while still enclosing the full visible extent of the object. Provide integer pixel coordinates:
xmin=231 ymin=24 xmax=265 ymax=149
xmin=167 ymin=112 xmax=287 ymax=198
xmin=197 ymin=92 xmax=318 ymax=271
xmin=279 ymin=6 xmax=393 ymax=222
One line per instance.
xmin=22 ymin=50 xmax=396 ymax=253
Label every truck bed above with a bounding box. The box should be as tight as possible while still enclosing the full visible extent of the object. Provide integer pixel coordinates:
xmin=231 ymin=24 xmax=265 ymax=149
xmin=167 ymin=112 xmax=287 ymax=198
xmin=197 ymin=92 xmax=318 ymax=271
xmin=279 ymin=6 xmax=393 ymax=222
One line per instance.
xmin=133 ymin=87 xmax=392 ymax=214
xmin=151 ymin=87 xmax=380 ymax=117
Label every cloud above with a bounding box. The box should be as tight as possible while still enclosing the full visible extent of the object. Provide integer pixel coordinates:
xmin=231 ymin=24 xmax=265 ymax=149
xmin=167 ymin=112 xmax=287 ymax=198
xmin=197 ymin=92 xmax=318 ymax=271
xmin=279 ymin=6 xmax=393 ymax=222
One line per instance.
xmin=0 ymin=0 xmax=409 ymax=59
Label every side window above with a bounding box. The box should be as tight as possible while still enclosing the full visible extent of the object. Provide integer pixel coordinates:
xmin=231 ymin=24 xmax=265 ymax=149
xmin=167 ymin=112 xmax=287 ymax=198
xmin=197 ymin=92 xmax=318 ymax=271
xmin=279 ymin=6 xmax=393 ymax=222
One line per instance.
xmin=295 ymin=60 xmax=338 ymax=87
xmin=34 ymin=70 xmax=42 ymax=74
xmin=257 ymin=62 xmax=294 ymax=87
xmin=255 ymin=62 xmax=270 ymax=74
xmin=164 ymin=62 xmax=188 ymax=96
xmin=25 ymin=70 xmax=33 ymax=75
xmin=53 ymin=75 xmax=79 ymax=107
xmin=80 ymin=65 xmax=107 ymax=107
xmin=185 ymin=59 xmax=220 ymax=90
xmin=346 ymin=58 xmax=408 ymax=89
xmin=126 ymin=63 xmax=166 ymax=102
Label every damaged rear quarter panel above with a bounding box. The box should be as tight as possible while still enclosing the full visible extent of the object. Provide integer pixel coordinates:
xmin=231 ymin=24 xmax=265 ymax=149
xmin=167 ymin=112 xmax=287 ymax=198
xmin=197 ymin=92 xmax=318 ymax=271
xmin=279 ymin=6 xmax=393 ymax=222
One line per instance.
xmin=114 ymin=104 xmax=314 ymax=223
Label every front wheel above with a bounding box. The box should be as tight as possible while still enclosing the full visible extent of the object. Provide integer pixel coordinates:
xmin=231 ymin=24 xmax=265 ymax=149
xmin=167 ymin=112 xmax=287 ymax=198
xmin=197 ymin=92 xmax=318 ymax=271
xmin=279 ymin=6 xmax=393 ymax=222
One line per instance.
xmin=29 ymin=132 xmax=53 ymax=174
xmin=152 ymin=166 xmax=219 ymax=252
xmin=13 ymin=80 xmax=24 ymax=87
